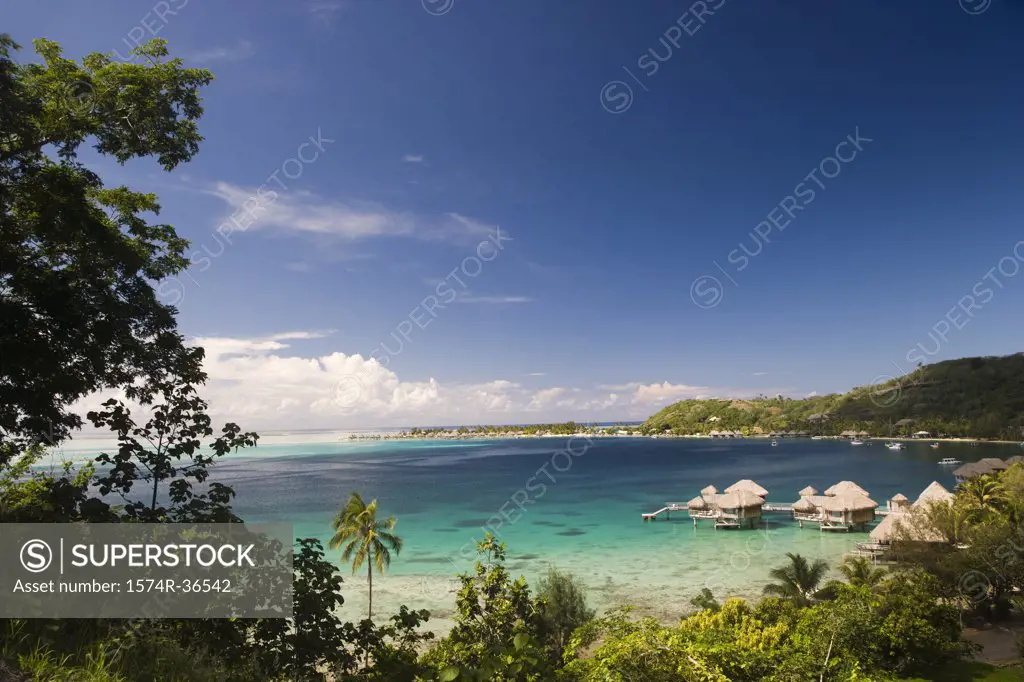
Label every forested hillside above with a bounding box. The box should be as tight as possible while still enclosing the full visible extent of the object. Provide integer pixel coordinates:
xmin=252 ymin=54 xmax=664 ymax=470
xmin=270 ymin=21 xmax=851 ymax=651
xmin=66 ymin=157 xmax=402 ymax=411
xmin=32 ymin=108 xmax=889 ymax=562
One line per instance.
xmin=642 ymin=354 xmax=1024 ymax=439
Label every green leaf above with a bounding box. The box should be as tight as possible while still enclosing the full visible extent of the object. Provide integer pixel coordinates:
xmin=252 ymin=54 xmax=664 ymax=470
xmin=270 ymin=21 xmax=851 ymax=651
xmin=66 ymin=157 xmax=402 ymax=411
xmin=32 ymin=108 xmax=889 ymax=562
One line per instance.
xmin=439 ymin=665 xmax=461 ymax=681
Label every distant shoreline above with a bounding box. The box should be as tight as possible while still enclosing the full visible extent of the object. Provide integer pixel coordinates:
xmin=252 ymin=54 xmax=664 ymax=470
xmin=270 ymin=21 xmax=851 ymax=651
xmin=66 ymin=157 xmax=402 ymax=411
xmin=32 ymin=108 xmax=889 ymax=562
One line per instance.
xmin=344 ymin=431 xmax=1023 ymax=445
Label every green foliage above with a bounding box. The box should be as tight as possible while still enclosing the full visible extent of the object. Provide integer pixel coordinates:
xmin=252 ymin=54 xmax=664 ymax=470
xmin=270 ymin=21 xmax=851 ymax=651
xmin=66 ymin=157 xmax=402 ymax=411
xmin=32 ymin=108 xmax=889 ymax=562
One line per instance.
xmin=896 ymin=464 xmax=1024 ymax=621
xmin=762 ymin=552 xmax=830 ymax=607
xmin=562 ymin=575 xmax=968 ymax=682
xmin=421 ymin=535 xmax=549 ymax=681
xmin=0 ymin=34 xmax=213 ymax=458
xmin=87 ymin=381 xmax=258 ymax=522
xmin=535 ymin=567 xmax=595 ymax=655
xmin=641 ymin=354 xmax=1024 ymax=439
xmin=689 ymin=587 xmax=721 ymax=613
xmin=330 ymin=491 xmax=403 ymax=620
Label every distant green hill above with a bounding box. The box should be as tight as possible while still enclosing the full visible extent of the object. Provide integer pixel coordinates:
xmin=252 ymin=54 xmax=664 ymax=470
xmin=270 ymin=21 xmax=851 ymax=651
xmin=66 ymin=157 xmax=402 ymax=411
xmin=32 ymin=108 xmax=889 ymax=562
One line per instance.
xmin=641 ymin=354 xmax=1024 ymax=440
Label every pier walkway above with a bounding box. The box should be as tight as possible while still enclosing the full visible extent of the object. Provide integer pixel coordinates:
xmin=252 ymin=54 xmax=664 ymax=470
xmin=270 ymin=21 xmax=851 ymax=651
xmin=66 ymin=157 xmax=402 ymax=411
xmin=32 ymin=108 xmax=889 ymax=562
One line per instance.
xmin=641 ymin=503 xmax=686 ymax=521
xmin=643 ymin=501 xmax=890 ymax=520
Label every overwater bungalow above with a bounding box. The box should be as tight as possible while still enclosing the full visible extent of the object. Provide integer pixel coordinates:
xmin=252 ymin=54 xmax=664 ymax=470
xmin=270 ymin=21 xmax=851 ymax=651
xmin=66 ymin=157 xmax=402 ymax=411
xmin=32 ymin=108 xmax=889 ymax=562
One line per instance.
xmin=820 ymin=492 xmax=878 ymax=531
xmin=685 ymin=480 xmax=767 ymax=528
xmin=714 ymin=490 xmax=765 ymax=529
xmin=686 ymin=494 xmax=717 ymax=520
xmin=792 ymin=495 xmax=830 ymax=524
xmin=791 ymin=481 xmax=876 ymax=531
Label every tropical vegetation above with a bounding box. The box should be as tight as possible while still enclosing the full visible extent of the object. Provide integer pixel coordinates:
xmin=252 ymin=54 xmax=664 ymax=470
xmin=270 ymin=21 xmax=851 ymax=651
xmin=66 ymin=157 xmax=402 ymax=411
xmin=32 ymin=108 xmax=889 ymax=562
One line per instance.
xmin=642 ymin=354 xmax=1024 ymax=440
xmin=4 ymin=32 xmax=1024 ymax=680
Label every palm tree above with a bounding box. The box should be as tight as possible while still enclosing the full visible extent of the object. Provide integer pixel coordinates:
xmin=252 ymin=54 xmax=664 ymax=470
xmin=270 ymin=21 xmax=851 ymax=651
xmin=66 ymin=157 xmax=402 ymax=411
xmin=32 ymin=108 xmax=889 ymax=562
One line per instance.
xmin=960 ymin=476 xmax=1006 ymax=518
xmin=837 ymin=555 xmax=887 ymax=588
xmin=762 ymin=552 xmax=829 ymax=607
xmin=329 ymin=492 xmax=403 ymax=620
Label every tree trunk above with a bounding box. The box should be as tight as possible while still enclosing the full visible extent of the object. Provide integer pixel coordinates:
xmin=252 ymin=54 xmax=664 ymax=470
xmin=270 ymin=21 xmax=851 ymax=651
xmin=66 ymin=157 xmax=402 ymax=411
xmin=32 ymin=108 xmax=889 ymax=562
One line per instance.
xmin=151 ymin=478 xmax=158 ymax=510
xmin=366 ymin=558 xmax=373 ymax=669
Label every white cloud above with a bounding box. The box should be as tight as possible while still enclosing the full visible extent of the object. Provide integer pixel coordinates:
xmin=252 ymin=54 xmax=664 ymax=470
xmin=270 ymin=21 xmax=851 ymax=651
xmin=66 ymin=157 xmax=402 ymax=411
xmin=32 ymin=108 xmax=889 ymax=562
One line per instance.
xmin=187 ymin=40 xmax=255 ymax=63
xmin=631 ymin=382 xmax=710 ymax=405
xmin=285 ymin=262 xmax=313 ymax=273
xmin=206 ymin=183 xmax=499 ymax=245
xmin=806 ymin=391 xmax=818 ymax=397
xmin=307 ymin=0 xmax=348 ymax=22
xmin=527 ymin=372 xmax=546 ymax=377
xmin=70 ymin=334 xmax=796 ymax=430
xmin=403 ymin=154 xmax=425 ymax=163
xmin=266 ymin=330 xmax=335 ymax=341
xmin=456 ymin=295 xmax=532 ymax=304
xmin=526 ymin=387 xmax=567 ymax=411
xmin=753 ymin=372 xmax=768 ymax=376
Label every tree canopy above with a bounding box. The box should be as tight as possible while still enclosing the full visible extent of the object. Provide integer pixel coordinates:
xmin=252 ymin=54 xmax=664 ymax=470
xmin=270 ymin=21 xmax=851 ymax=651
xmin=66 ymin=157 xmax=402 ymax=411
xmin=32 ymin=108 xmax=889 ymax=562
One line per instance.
xmin=0 ymin=35 xmax=212 ymax=458
xmin=642 ymin=353 xmax=1024 ymax=439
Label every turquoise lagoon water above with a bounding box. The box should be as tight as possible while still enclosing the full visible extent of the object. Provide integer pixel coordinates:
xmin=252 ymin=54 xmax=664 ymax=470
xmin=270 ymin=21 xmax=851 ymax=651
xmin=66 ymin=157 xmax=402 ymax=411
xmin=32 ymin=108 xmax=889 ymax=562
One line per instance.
xmin=56 ymin=435 xmax=1024 ymax=633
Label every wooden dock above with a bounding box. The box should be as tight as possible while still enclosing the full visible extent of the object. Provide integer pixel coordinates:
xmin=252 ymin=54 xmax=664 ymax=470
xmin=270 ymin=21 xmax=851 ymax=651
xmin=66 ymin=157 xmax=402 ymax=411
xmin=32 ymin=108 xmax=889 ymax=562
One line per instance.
xmin=641 ymin=503 xmax=686 ymax=521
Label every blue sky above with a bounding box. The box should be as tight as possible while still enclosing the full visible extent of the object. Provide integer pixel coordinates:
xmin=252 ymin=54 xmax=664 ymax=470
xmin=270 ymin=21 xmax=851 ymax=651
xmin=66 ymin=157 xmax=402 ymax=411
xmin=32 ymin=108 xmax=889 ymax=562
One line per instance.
xmin=12 ymin=0 xmax=1024 ymax=427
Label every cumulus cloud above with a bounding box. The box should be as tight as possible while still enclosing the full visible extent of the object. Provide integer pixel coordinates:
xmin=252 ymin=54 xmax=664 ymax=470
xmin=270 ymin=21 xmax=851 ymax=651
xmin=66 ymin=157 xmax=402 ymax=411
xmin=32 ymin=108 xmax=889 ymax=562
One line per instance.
xmin=69 ymin=333 xmax=794 ymax=431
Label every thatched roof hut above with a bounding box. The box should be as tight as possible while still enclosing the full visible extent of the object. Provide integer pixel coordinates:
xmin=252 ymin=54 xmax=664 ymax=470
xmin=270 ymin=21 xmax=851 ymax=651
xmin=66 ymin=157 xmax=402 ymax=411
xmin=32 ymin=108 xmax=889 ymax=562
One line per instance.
xmin=889 ymin=493 xmax=912 ymax=512
xmin=1006 ymin=455 xmax=1024 ymax=466
xmin=979 ymin=457 xmax=1009 ymax=471
xmin=869 ymin=513 xmax=901 ymax=543
xmin=793 ymin=497 xmax=818 ymax=512
xmin=716 ymin=490 xmax=765 ymax=511
xmin=798 ymin=485 xmax=818 ymax=497
xmin=821 ymin=491 xmax=877 ymax=527
xmin=725 ymin=479 xmax=768 ymax=498
xmin=687 ymin=495 xmax=709 ymax=510
xmin=823 ymin=492 xmax=878 ymax=513
xmin=913 ymin=481 xmax=953 ymax=508
xmin=869 ymin=509 xmax=945 ymax=544
xmin=701 ymin=485 xmax=719 ymax=496
xmin=953 ymin=461 xmax=996 ymax=481
xmin=824 ymin=480 xmax=870 ymax=497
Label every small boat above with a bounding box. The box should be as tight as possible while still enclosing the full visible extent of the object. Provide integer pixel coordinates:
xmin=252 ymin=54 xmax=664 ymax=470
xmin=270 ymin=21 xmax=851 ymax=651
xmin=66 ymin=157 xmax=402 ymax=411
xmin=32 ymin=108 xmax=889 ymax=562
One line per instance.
xmin=850 ymin=439 xmax=864 ymax=446
xmin=938 ymin=457 xmax=961 ymax=465
xmin=771 ymin=439 xmax=778 ymax=447
xmin=929 ymin=442 xmax=940 ymax=449
xmin=886 ymin=442 xmax=906 ymax=451
xmin=811 ymin=436 xmax=824 ymax=440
